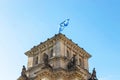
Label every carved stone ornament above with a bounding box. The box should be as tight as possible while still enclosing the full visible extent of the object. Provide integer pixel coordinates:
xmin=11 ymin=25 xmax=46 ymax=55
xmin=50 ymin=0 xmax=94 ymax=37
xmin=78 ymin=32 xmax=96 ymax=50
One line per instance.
xmin=88 ymin=68 xmax=98 ymax=80
xmin=42 ymin=53 xmax=53 ymax=70
xmin=20 ymin=65 xmax=29 ymax=80
xmin=67 ymin=55 xmax=77 ymax=71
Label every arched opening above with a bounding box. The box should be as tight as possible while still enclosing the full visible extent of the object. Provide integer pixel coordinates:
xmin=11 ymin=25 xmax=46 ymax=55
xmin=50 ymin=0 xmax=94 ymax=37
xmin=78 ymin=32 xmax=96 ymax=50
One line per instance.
xmin=35 ymin=56 xmax=38 ymax=65
xmin=50 ymin=49 xmax=53 ymax=58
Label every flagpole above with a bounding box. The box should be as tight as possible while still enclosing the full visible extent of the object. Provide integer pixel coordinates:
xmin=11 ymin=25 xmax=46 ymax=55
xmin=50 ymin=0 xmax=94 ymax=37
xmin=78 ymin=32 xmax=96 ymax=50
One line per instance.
xmin=59 ymin=27 xmax=61 ymax=33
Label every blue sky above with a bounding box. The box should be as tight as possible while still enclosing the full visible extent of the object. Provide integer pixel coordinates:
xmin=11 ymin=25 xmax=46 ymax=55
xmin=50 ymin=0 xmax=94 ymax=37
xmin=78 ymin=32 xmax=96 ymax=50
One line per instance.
xmin=0 ymin=0 xmax=120 ymax=80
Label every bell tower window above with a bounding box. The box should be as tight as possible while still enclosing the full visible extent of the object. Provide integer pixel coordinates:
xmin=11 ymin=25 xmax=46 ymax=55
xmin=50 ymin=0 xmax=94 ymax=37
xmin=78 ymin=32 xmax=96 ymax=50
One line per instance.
xmin=35 ymin=56 xmax=38 ymax=65
xmin=79 ymin=58 xmax=81 ymax=66
xmin=50 ymin=49 xmax=53 ymax=57
xmin=67 ymin=50 xmax=70 ymax=57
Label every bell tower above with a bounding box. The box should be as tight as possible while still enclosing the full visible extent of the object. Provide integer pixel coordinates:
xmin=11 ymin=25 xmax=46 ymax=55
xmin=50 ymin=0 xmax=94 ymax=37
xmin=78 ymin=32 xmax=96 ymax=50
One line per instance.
xmin=17 ymin=33 xmax=97 ymax=80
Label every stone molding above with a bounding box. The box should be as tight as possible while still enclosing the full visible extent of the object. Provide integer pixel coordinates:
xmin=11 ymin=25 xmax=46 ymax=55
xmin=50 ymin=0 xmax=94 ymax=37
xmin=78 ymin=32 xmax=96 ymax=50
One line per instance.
xmin=25 ymin=33 xmax=91 ymax=58
xmin=35 ymin=68 xmax=87 ymax=80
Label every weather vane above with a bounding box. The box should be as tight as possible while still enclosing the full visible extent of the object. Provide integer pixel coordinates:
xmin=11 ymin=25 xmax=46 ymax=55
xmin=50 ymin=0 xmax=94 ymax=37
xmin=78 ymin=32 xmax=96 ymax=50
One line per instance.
xmin=59 ymin=19 xmax=70 ymax=33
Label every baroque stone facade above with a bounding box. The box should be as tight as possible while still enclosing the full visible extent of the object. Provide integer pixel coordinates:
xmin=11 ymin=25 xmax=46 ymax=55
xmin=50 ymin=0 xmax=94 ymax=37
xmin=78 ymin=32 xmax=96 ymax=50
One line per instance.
xmin=18 ymin=33 xmax=95 ymax=80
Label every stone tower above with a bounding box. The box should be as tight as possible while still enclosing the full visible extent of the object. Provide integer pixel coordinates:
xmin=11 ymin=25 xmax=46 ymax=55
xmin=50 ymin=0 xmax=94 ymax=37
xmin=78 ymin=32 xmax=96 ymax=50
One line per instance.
xmin=18 ymin=33 xmax=97 ymax=80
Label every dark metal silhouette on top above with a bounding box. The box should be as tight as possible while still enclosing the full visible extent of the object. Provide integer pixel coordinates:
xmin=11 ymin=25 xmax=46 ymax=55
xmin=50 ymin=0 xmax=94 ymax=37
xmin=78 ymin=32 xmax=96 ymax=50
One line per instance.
xmin=88 ymin=68 xmax=98 ymax=80
xmin=42 ymin=53 xmax=52 ymax=70
xmin=67 ymin=55 xmax=77 ymax=71
xmin=21 ymin=65 xmax=29 ymax=80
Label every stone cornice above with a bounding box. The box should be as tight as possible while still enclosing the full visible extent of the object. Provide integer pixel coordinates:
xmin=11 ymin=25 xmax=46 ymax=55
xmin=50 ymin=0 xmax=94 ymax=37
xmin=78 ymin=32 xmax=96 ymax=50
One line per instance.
xmin=25 ymin=33 xmax=91 ymax=58
xmin=35 ymin=67 xmax=87 ymax=80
